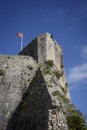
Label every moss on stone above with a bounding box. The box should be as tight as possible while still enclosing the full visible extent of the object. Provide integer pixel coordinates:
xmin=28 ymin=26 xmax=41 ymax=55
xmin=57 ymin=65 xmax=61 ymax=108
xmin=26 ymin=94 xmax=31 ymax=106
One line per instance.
xmin=49 ymin=78 xmax=58 ymax=85
xmin=61 ymin=87 xmax=66 ymax=94
xmin=52 ymin=90 xmax=69 ymax=103
xmin=48 ymin=85 xmax=53 ymax=88
xmin=52 ymin=90 xmax=60 ymax=96
xmin=45 ymin=60 xmax=54 ymax=67
xmin=43 ymin=66 xmax=51 ymax=75
xmin=52 ymin=70 xmax=63 ymax=79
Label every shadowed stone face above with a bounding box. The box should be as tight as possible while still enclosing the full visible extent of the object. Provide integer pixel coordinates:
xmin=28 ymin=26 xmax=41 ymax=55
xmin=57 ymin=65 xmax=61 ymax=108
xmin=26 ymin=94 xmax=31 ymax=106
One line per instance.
xmin=6 ymin=69 xmax=52 ymax=130
xmin=5 ymin=69 xmax=69 ymax=130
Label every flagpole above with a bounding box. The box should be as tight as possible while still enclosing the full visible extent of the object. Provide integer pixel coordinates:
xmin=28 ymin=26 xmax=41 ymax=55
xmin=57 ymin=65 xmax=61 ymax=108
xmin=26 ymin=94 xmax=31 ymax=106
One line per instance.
xmin=21 ymin=34 xmax=23 ymax=51
xmin=17 ymin=32 xmax=23 ymax=51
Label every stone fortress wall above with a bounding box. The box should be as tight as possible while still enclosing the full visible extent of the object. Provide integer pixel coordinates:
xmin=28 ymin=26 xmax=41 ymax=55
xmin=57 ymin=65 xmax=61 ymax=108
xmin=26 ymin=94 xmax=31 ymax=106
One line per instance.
xmin=37 ymin=33 xmax=62 ymax=69
xmin=19 ymin=33 xmax=70 ymax=99
xmin=0 ymin=33 xmax=73 ymax=130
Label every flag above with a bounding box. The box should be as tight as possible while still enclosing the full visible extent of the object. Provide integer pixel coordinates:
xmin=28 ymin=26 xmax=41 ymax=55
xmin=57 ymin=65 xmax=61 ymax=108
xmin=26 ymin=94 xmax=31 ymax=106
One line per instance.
xmin=17 ymin=33 xmax=23 ymax=37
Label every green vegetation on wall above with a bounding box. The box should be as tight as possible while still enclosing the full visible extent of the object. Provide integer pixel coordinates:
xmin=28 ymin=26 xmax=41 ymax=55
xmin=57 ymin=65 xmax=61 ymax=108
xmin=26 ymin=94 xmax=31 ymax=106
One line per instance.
xmin=52 ymin=70 xmax=63 ymax=79
xmin=67 ymin=110 xmax=87 ymax=130
xmin=43 ymin=66 xmax=51 ymax=75
xmin=45 ymin=60 xmax=54 ymax=67
xmin=52 ymin=90 xmax=69 ymax=103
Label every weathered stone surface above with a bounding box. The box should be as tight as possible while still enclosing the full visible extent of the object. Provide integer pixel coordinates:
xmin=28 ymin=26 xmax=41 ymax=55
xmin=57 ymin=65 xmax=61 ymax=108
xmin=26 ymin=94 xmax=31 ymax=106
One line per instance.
xmin=0 ymin=55 xmax=38 ymax=130
xmin=6 ymin=69 xmax=52 ymax=130
xmin=0 ymin=33 xmax=72 ymax=130
xmin=19 ymin=33 xmax=70 ymax=99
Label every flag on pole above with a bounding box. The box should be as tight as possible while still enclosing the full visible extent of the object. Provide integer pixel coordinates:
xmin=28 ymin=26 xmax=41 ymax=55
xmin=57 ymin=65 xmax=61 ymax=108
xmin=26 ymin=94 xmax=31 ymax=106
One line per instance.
xmin=16 ymin=32 xmax=23 ymax=51
xmin=17 ymin=32 xmax=23 ymax=37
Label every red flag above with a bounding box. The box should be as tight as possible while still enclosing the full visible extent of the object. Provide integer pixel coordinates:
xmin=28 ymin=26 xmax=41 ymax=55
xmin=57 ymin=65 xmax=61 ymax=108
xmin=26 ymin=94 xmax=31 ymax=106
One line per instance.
xmin=17 ymin=33 xmax=23 ymax=37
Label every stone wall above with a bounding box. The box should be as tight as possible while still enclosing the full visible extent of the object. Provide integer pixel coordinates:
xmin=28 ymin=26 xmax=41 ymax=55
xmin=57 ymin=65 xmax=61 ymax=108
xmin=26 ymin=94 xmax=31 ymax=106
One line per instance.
xmin=0 ymin=55 xmax=37 ymax=130
xmin=19 ymin=38 xmax=38 ymax=62
xmin=18 ymin=33 xmax=70 ymax=99
xmin=37 ymin=33 xmax=62 ymax=71
xmin=2 ymin=66 xmax=69 ymax=130
xmin=46 ymin=34 xmax=55 ymax=63
xmin=0 ymin=33 xmax=72 ymax=130
xmin=46 ymin=33 xmax=61 ymax=70
xmin=37 ymin=33 xmax=47 ymax=63
xmin=48 ymin=108 xmax=68 ymax=130
xmin=19 ymin=33 xmax=62 ymax=70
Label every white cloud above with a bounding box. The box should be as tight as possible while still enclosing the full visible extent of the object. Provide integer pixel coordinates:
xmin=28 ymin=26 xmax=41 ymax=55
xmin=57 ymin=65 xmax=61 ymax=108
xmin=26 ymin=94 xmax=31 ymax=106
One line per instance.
xmin=67 ymin=63 xmax=87 ymax=84
xmin=67 ymin=46 xmax=87 ymax=86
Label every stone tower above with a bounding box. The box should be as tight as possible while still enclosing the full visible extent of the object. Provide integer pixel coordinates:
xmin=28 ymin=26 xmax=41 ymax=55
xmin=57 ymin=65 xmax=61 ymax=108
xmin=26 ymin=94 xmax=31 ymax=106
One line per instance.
xmin=0 ymin=33 xmax=73 ymax=130
xmin=19 ymin=33 xmax=70 ymax=99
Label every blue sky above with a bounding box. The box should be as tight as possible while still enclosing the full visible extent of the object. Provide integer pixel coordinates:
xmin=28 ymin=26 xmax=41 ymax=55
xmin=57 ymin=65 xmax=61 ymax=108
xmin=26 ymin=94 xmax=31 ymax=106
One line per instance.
xmin=0 ymin=0 xmax=87 ymax=116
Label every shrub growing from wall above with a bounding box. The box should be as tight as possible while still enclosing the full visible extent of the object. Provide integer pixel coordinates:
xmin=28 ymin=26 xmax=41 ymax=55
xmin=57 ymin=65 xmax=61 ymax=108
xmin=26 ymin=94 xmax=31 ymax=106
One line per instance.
xmin=67 ymin=110 xmax=87 ymax=130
